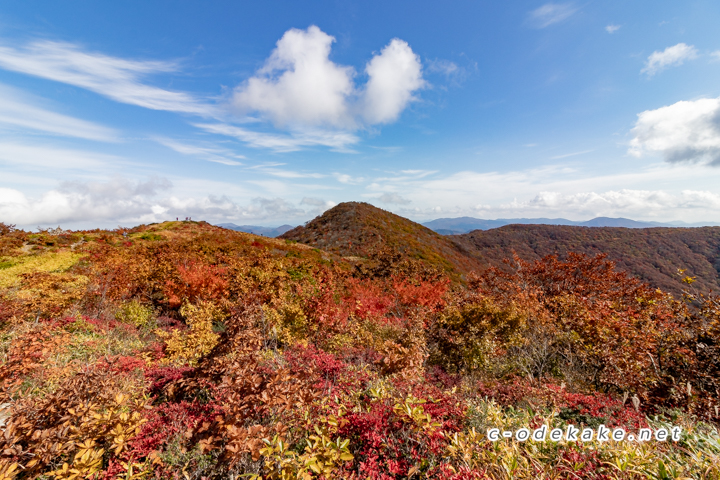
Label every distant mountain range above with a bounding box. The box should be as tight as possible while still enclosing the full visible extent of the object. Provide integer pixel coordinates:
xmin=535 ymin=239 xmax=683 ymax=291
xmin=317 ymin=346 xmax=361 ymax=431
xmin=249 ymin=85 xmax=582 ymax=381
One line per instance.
xmin=218 ymin=216 xmax=720 ymax=238
xmin=216 ymin=223 xmax=294 ymax=237
xmin=422 ymin=216 xmax=720 ymax=235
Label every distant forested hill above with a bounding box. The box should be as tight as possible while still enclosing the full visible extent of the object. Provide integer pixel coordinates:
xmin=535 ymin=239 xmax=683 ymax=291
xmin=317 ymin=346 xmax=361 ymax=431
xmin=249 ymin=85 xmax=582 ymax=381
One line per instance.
xmin=451 ymin=225 xmax=720 ymax=296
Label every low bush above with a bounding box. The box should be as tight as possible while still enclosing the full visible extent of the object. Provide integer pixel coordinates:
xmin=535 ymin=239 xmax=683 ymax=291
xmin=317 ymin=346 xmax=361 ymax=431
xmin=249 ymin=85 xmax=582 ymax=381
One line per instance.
xmin=0 ymin=222 xmax=717 ymax=478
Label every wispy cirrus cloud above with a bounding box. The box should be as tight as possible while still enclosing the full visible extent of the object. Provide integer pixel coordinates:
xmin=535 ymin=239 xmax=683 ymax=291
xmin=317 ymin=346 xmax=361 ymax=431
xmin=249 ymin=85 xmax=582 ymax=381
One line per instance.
xmin=250 ymin=166 xmax=325 ymax=179
xmin=0 ymin=84 xmax=119 ymax=141
xmin=153 ymin=137 xmax=244 ymax=166
xmin=193 ymin=122 xmax=360 ymax=152
xmin=425 ymin=58 xmax=474 ymax=87
xmin=527 ymin=3 xmax=578 ymax=28
xmin=0 ymin=40 xmax=216 ymax=115
xmin=374 ymin=169 xmax=437 ymax=182
xmin=333 ymin=173 xmax=365 ymax=184
xmin=0 ymin=30 xmax=422 ymax=154
xmin=641 ymin=43 xmax=698 ymax=76
xmin=605 ymin=24 xmax=621 ymax=34
xmin=155 ymin=137 xmax=327 ymax=176
xmin=426 ymin=59 xmax=458 ymax=76
xmin=551 ymin=149 xmax=592 ymax=160
xmin=0 ymin=140 xmax=119 ymax=170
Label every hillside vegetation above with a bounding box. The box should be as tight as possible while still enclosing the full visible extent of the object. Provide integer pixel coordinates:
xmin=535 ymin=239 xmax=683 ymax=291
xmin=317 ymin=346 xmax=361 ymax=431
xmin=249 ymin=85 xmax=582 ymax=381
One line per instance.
xmin=453 ymin=225 xmax=720 ymax=297
xmin=0 ymin=216 xmax=719 ymax=479
xmin=283 ymin=203 xmax=720 ymax=297
xmin=281 ymin=202 xmax=484 ymax=280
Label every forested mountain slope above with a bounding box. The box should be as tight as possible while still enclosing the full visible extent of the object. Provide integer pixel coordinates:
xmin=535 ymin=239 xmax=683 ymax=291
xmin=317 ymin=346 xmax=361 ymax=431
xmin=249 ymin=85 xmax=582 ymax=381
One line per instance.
xmin=452 ymin=225 xmax=720 ymax=296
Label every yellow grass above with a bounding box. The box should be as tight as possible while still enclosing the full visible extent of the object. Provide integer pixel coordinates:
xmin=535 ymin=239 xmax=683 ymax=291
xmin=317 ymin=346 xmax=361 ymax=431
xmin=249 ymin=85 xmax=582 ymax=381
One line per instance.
xmin=0 ymin=251 xmax=85 ymax=288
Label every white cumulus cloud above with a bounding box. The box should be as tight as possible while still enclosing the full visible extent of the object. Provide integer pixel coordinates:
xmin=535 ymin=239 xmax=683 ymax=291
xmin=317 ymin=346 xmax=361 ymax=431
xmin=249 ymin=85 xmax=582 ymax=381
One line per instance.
xmin=641 ymin=43 xmax=698 ymax=76
xmin=0 ymin=177 xmax=319 ymax=228
xmin=605 ymin=24 xmax=621 ymax=34
xmin=232 ymin=26 xmax=355 ymax=128
xmin=360 ymin=39 xmax=425 ymax=124
xmin=231 ymin=26 xmax=424 ymax=130
xmin=629 ymin=97 xmax=720 ymax=165
xmin=0 ymin=177 xmax=172 ymax=226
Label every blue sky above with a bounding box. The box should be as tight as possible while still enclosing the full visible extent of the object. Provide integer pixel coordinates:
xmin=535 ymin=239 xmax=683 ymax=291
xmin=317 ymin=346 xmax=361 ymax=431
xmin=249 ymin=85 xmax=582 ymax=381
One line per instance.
xmin=2 ymin=1 xmax=720 ymax=229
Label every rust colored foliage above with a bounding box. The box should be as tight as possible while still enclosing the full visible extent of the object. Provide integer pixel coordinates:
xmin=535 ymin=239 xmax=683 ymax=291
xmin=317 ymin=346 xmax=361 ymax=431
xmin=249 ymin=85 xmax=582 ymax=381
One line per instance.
xmin=163 ymin=261 xmax=229 ymax=309
xmin=0 ymin=321 xmax=74 ymax=398
xmin=0 ymin=367 xmax=147 ymax=478
xmin=1 ymin=220 xmax=719 ymax=479
xmin=429 ymin=253 xmax=714 ymax=411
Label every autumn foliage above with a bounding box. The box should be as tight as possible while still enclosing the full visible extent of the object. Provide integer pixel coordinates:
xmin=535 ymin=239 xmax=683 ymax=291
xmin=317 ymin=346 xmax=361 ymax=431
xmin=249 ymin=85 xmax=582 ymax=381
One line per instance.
xmin=0 ymin=220 xmax=719 ymax=479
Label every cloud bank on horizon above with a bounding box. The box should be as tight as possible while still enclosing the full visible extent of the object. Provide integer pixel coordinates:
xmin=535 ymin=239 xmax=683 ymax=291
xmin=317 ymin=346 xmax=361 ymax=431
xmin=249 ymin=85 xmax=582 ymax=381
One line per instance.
xmin=1 ymin=1 xmax=720 ymax=228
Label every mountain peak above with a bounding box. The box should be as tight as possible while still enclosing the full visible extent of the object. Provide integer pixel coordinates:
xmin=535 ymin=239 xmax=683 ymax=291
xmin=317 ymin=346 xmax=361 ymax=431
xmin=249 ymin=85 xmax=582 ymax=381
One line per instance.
xmin=280 ymin=202 xmax=479 ymax=277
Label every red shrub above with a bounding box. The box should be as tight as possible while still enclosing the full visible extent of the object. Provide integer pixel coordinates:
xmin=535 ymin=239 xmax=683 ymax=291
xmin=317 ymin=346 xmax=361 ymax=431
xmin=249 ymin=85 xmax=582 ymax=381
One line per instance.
xmin=393 ymin=277 xmax=449 ymax=312
xmin=164 ymin=261 xmax=228 ymax=308
xmin=124 ymin=400 xmax=222 ymax=464
xmin=145 ymin=366 xmax=194 ymax=397
xmin=301 ymin=272 xmax=352 ymax=335
xmin=284 ymin=344 xmax=371 ymax=397
xmin=346 ymin=278 xmax=393 ymax=320
xmin=101 ymin=355 xmax=146 ymax=374
xmin=555 ymin=445 xmax=612 ymax=479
